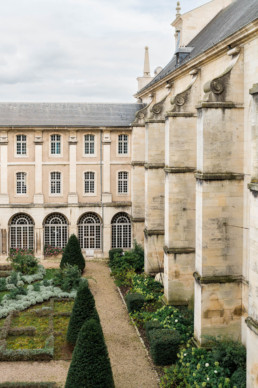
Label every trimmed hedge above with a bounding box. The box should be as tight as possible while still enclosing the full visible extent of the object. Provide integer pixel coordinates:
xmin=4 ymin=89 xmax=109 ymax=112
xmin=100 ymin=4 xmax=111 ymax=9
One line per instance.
xmin=109 ymin=248 xmax=123 ymax=264
xmin=145 ymin=320 xmax=162 ymax=341
xmin=66 ymin=282 xmax=99 ymax=346
xmin=125 ymin=293 xmax=145 ymax=313
xmin=149 ymin=329 xmax=181 ymax=366
xmin=60 ymin=234 xmax=85 ymax=272
xmin=65 ymin=318 xmax=114 ymax=388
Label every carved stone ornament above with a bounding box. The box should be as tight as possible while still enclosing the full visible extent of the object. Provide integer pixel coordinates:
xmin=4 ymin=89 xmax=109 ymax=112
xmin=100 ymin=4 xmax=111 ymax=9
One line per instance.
xmin=170 ymin=72 xmax=198 ymax=112
xmin=132 ymin=97 xmax=154 ymax=125
xmin=151 ymin=102 xmax=163 ymax=115
xmin=174 ymin=94 xmax=186 ymax=106
xmin=210 ymin=79 xmax=224 ymax=95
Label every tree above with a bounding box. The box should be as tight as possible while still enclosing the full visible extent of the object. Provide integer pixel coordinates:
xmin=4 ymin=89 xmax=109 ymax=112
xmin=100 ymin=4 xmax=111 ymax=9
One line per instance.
xmin=66 ymin=281 xmax=99 ymax=345
xmin=65 ymin=318 xmax=115 ymax=388
xmin=60 ymin=234 xmax=85 ymax=272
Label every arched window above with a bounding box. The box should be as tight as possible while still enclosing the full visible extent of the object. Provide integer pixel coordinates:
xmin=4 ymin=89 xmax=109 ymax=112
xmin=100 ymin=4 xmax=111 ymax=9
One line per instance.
xmin=78 ymin=213 xmax=101 ymax=249
xmin=50 ymin=172 xmax=61 ymax=194
xmin=44 ymin=213 xmax=68 ymax=248
xmin=111 ymin=213 xmax=131 ymax=249
xmin=118 ymin=171 xmax=128 ymax=194
xmin=10 ymin=214 xmax=34 ymax=250
xmin=84 ymin=171 xmax=95 ymax=194
xmin=84 ymin=134 xmax=95 ymax=155
xmin=50 ymin=134 xmax=61 ymax=155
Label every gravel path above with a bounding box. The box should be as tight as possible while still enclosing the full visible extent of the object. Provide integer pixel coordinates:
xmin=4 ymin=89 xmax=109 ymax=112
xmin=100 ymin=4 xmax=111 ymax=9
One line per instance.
xmin=0 ymin=259 xmax=159 ymax=388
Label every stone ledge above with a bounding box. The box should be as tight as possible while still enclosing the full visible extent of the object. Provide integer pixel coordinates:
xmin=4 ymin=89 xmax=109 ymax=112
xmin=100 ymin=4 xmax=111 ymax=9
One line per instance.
xmin=164 ymin=246 xmax=195 ymax=254
xmin=144 ymin=228 xmax=165 ymax=237
xmin=249 ymin=84 xmax=258 ymax=95
xmin=248 ymin=183 xmax=258 ymax=193
xmin=2 ymin=202 xmax=132 ymax=209
xmin=193 ymin=271 xmax=243 ymax=285
xmin=195 ymin=172 xmax=244 ymax=181
xmin=131 ymin=123 xmax=145 ymax=127
xmin=165 ymin=167 xmax=196 ymax=174
xmin=246 ymin=317 xmax=258 ymax=336
xmin=132 ymin=218 xmax=145 ymax=223
xmin=131 ymin=161 xmax=145 ymax=167
xmin=145 ymin=119 xmax=165 ymax=124
xmin=165 ymin=112 xmax=195 ymax=118
xmin=196 ymin=102 xmax=237 ymax=109
xmin=145 ymin=163 xmax=165 ymax=170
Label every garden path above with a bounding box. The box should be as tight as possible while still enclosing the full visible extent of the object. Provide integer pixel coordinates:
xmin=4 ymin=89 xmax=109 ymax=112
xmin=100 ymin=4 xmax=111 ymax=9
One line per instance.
xmin=0 ymin=259 xmax=159 ymax=388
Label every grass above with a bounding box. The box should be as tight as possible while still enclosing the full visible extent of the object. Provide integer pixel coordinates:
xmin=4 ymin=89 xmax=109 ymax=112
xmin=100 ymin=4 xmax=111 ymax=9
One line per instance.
xmin=54 ymin=300 xmax=74 ymax=313
xmin=6 ymin=335 xmax=47 ymax=350
xmin=0 ymin=318 xmax=5 ymax=328
xmin=11 ymin=314 xmax=50 ymax=333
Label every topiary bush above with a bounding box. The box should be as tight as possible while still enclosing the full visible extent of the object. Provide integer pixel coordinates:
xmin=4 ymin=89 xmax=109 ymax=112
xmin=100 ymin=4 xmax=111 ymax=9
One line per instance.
xmin=211 ymin=338 xmax=246 ymax=375
xmin=125 ymin=293 xmax=145 ymax=313
xmin=65 ymin=318 xmax=115 ymax=388
xmin=149 ymin=329 xmax=181 ymax=366
xmin=60 ymin=234 xmax=85 ymax=272
xmin=145 ymin=320 xmax=162 ymax=341
xmin=66 ymin=281 xmax=98 ymax=345
xmin=231 ymin=367 xmax=246 ymax=388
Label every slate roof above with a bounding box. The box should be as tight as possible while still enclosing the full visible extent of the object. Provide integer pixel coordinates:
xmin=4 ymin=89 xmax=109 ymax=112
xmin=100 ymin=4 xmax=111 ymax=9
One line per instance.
xmin=138 ymin=0 xmax=258 ymax=94
xmin=0 ymin=103 xmax=144 ymax=127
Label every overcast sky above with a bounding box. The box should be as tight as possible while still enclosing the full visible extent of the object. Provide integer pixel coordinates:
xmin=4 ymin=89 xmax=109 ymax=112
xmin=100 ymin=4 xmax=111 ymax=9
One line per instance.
xmin=0 ymin=0 xmax=209 ymax=103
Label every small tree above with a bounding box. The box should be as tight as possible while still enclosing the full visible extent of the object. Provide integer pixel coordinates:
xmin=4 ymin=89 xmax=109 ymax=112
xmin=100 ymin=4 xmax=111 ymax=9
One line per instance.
xmin=60 ymin=234 xmax=85 ymax=272
xmin=65 ymin=319 xmax=115 ymax=388
xmin=66 ymin=281 xmax=98 ymax=345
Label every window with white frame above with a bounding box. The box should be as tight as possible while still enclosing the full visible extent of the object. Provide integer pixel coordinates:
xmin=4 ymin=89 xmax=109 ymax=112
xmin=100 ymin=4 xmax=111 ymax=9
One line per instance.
xmin=118 ymin=134 xmax=128 ymax=154
xmin=78 ymin=213 xmax=102 ymax=249
xmin=10 ymin=214 xmax=34 ymax=250
xmin=50 ymin=172 xmax=61 ymax=194
xmin=111 ymin=213 xmax=131 ymax=248
xmin=118 ymin=171 xmax=128 ymax=194
xmin=84 ymin=171 xmax=95 ymax=194
xmin=50 ymin=134 xmax=61 ymax=155
xmin=16 ymin=172 xmax=27 ymax=194
xmin=84 ymin=134 xmax=95 ymax=155
xmin=16 ymin=135 xmax=27 ymax=155
xmin=44 ymin=213 xmax=68 ymax=249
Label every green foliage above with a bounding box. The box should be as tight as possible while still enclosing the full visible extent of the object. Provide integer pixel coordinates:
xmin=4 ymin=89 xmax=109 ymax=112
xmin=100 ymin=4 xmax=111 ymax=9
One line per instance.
xmin=145 ymin=320 xmax=162 ymax=340
xmin=53 ymin=264 xmax=81 ymax=292
xmin=9 ymin=248 xmax=34 ymax=258
xmin=0 ymin=279 xmax=6 ymax=292
xmin=9 ymin=271 xmax=19 ymax=285
xmin=60 ymin=234 xmax=85 ymax=272
xmin=66 ymin=282 xmax=98 ymax=345
xmin=125 ymin=293 xmax=145 ymax=313
xmin=8 ymin=254 xmax=39 ymax=275
xmin=130 ymin=273 xmax=163 ymax=301
xmin=211 ymin=338 xmax=246 ymax=375
xmin=33 ymin=283 xmax=41 ymax=292
xmin=231 ymin=368 xmax=246 ymax=388
xmin=149 ymin=329 xmax=181 ymax=366
xmin=5 ymin=286 xmax=27 ymax=300
xmin=44 ymin=245 xmax=64 ymax=257
xmin=109 ymin=241 xmax=144 ymax=277
xmin=65 ymin=318 xmax=114 ymax=388
xmin=109 ymin=248 xmax=123 ymax=263
xmin=113 ymin=268 xmax=136 ymax=288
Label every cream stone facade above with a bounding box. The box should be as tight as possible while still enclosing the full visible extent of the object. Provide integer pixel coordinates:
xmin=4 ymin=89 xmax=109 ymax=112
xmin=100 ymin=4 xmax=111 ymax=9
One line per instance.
xmin=0 ymin=0 xmax=257 ymax=386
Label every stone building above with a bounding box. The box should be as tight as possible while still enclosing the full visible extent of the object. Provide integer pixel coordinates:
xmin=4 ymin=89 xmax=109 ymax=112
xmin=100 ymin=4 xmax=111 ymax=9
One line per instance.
xmin=0 ymin=0 xmax=257 ymax=385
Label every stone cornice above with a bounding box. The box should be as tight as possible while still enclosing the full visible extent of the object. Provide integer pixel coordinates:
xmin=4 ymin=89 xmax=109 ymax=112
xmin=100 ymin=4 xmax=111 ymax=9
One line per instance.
xmin=145 ymin=119 xmax=165 ymax=124
xmin=195 ymin=172 xmax=244 ymax=181
xmin=1 ymin=202 xmax=132 ymax=209
xmin=250 ymin=83 xmax=258 ymax=95
xmin=144 ymin=228 xmax=165 ymax=237
xmin=165 ymin=167 xmax=196 ymax=174
xmin=145 ymin=163 xmax=165 ymax=170
xmin=164 ymin=246 xmax=195 ymax=254
xmin=193 ymin=271 xmax=243 ymax=285
xmin=246 ymin=317 xmax=258 ymax=336
xmin=131 ymin=161 xmax=145 ymax=167
xmin=196 ymin=102 xmax=240 ymax=109
xmin=166 ymin=112 xmax=195 ymax=118
xmin=132 ymin=218 xmax=145 ymax=223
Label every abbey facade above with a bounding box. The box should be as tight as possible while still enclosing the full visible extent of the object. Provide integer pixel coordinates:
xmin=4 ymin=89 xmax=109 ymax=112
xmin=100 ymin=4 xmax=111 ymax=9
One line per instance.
xmin=0 ymin=0 xmax=257 ymax=386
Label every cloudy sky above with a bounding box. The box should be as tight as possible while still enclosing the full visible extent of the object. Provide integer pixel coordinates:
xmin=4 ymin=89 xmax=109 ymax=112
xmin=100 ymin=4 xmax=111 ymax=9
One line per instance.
xmin=0 ymin=0 xmax=208 ymax=103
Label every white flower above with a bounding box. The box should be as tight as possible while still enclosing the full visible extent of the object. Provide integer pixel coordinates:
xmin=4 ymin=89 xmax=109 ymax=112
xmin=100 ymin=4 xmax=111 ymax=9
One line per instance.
xmin=207 ymin=377 xmax=210 ymax=381
xmin=214 ymin=370 xmax=217 ymax=374
xmin=205 ymin=363 xmax=209 ymax=367
xmin=175 ymin=319 xmax=178 ymax=323
xmin=184 ymin=353 xmax=187 ymax=356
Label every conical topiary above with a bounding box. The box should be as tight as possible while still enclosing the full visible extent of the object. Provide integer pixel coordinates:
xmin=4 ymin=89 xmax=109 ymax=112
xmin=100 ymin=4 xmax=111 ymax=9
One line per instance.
xmin=60 ymin=234 xmax=85 ymax=272
xmin=65 ymin=318 xmax=115 ymax=388
xmin=66 ymin=281 xmax=99 ymax=345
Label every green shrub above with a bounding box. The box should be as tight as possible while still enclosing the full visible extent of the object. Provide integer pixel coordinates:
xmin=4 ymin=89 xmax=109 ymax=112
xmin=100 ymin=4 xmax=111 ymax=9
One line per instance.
xmin=211 ymin=338 xmax=246 ymax=375
xmin=149 ymin=329 xmax=180 ymax=366
xmin=131 ymin=273 xmax=163 ymax=301
xmin=6 ymin=286 xmax=27 ymax=300
xmin=145 ymin=320 xmax=162 ymax=340
xmin=8 ymin=271 xmax=19 ymax=285
xmin=109 ymin=241 xmax=144 ymax=274
xmin=109 ymin=248 xmax=123 ymax=263
xmin=53 ymin=264 xmax=81 ymax=292
xmin=8 ymin=254 xmax=39 ymax=275
xmin=60 ymin=234 xmax=85 ymax=272
xmin=231 ymin=368 xmax=246 ymax=388
xmin=66 ymin=282 xmax=98 ymax=345
xmin=65 ymin=318 xmax=114 ymax=388
xmin=0 ymin=278 xmax=6 ymax=292
xmin=125 ymin=293 xmax=145 ymax=313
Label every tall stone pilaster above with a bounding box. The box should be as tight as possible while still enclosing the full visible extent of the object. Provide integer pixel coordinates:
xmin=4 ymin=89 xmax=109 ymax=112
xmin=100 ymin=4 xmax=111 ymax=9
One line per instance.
xmin=247 ymin=84 xmax=258 ymax=387
xmin=34 ymin=132 xmax=44 ymax=204
xmin=0 ymin=132 xmax=9 ymax=204
xmin=68 ymin=132 xmax=78 ymax=204
xmin=194 ymin=64 xmax=244 ymax=342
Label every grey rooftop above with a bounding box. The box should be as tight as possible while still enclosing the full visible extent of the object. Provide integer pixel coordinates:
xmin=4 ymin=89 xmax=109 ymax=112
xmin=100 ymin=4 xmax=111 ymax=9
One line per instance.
xmin=138 ymin=0 xmax=258 ymax=94
xmin=0 ymin=103 xmax=144 ymax=127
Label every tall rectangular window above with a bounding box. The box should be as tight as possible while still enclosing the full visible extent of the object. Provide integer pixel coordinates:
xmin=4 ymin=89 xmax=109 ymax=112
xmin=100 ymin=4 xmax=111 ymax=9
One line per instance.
xmin=16 ymin=172 xmax=27 ymax=194
xmin=118 ymin=171 xmax=128 ymax=194
xmin=84 ymin=135 xmax=95 ymax=155
xmin=50 ymin=134 xmax=61 ymax=155
xmin=118 ymin=134 xmax=128 ymax=154
xmin=50 ymin=172 xmax=61 ymax=194
xmin=16 ymin=135 xmax=27 ymax=155
xmin=84 ymin=171 xmax=95 ymax=194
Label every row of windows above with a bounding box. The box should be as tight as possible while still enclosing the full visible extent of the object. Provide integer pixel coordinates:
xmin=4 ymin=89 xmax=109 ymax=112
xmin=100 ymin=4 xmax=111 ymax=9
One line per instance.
xmin=15 ymin=134 xmax=129 ymax=156
xmin=15 ymin=171 xmax=129 ymax=195
xmin=9 ymin=212 xmax=131 ymax=250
